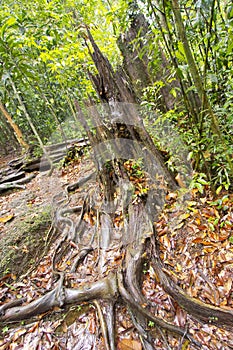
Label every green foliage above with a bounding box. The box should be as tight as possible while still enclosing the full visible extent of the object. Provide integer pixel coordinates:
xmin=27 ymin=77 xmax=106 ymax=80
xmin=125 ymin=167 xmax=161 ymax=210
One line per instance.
xmin=209 ymin=194 xmax=229 ymax=210
xmin=189 ymin=173 xmax=209 ymax=194
xmin=63 ymin=145 xmax=84 ymax=167
xmin=0 ymin=0 xmax=123 ymax=147
xmin=2 ymin=326 xmax=9 ymax=334
xmin=141 ymin=0 xmax=233 ymax=190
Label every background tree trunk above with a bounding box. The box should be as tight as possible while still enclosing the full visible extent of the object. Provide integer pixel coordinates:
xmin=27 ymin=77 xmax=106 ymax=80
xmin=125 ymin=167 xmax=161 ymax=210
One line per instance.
xmin=0 ymin=101 xmax=29 ymax=151
xmin=8 ymin=76 xmax=53 ymax=168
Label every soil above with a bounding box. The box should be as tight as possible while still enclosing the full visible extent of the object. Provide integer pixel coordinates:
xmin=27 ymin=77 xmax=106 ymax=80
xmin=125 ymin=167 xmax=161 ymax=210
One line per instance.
xmin=0 ymin=154 xmax=85 ymax=277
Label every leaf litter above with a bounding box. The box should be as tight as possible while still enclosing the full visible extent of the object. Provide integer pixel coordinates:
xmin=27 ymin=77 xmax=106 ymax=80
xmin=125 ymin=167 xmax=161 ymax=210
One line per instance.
xmin=1 ymin=155 xmax=233 ymax=349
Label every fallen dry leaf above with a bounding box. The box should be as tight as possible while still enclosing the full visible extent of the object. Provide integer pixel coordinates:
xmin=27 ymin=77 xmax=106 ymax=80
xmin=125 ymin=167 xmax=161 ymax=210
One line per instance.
xmin=118 ymin=338 xmax=142 ymax=350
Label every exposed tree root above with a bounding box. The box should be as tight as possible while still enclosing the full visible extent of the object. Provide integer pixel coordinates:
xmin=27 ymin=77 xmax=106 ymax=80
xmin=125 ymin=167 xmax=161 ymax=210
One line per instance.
xmin=0 ymin=262 xmax=200 ymax=347
xmin=1 ymin=153 xmax=233 ymax=349
xmin=0 ymin=172 xmax=35 ymax=192
xmin=151 ymin=237 xmax=233 ymax=327
xmin=1 ymin=186 xmax=233 ymax=348
xmin=67 ymin=172 xmax=96 ymax=192
xmin=117 ymin=269 xmax=201 ymax=347
xmin=93 ymin=300 xmax=116 ymax=350
xmin=1 ymin=107 xmax=233 ymax=349
xmin=128 ymin=308 xmax=155 ymax=350
xmin=0 ymin=182 xmax=25 ymax=192
xmin=0 ymin=274 xmax=117 ymax=322
xmin=0 ymin=188 xmax=200 ymax=346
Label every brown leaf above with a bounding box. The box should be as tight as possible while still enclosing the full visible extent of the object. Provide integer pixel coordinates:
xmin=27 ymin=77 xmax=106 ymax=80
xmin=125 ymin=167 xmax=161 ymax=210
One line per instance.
xmin=28 ymin=322 xmax=39 ymax=333
xmin=161 ymin=235 xmax=171 ymax=251
xmin=61 ymin=321 xmax=68 ymax=333
xmin=88 ymin=318 xmax=96 ymax=334
xmin=192 ymin=238 xmax=217 ymax=247
xmin=118 ymin=339 xmax=142 ymax=350
xmin=224 ymin=278 xmax=232 ymax=295
xmin=166 ymin=192 xmax=177 ymax=201
xmin=175 ymin=173 xmax=186 ymax=187
xmin=12 ymin=328 xmax=27 ymax=341
xmin=192 ymin=237 xmax=204 ymax=244
xmin=174 ymin=306 xmax=187 ymax=327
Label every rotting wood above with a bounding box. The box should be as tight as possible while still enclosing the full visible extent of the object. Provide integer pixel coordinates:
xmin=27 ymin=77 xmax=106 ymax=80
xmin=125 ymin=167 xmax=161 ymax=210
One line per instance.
xmin=1 ymin=28 xmax=233 ymax=350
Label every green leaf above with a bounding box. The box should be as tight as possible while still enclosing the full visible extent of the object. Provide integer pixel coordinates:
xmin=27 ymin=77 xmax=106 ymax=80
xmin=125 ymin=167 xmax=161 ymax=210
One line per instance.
xmin=175 ymin=41 xmax=186 ymax=62
xmin=216 ymin=185 xmax=222 ymax=195
xmin=213 ymin=218 xmax=219 ymax=226
xmin=196 ymin=182 xmax=204 ymax=194
xmin=198 ymin=178 xmax=209 ymax=185
xmin=2 ymin=326 xmax=9 ymax=334
xmin=1 ymin=17 xmax=17 ymax=40
xmin=170 ymin=88 xmax=177 ymax=98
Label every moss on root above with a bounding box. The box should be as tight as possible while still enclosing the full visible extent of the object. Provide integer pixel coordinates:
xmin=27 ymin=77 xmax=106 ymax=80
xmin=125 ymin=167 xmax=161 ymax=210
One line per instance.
xmin=0 ymin=206 xmax=51 ymax=278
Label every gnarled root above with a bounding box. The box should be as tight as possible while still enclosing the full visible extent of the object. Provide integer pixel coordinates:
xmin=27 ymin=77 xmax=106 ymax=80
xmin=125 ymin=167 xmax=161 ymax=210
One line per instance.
xmin=0 ymin=273 xmax=117 ymax=323
xmin=1 ymin=173 xmax=233 ymax=349
xmin=117 ymin=270 xmax=201 ymax=347
xmin=151 ymin=237 xmax=233 ymax=328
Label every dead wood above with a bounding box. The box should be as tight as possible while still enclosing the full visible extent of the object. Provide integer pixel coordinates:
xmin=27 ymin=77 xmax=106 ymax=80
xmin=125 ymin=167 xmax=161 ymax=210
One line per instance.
xmin=1 ymin=29 xmax=233 ymax=350
xmin=0 ymin=138 xmax=89 ymax=191
xmin=0 ymin=274 xmax=117 ymax=322
xmin=0 ymin=171 xmax=25 ymax=185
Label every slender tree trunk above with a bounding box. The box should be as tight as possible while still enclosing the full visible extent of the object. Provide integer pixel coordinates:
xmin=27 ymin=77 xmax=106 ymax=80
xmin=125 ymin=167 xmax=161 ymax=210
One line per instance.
xmin=9 ymin=76 xmax=53 ymax=168
xmin=148 ymin=0 xmax=201 ymax=121
xmin=171 ymin=0 xmax=233 ymax=176
xmin=0 ymin=113 xmax=18 ymax=155
xmin=171 ymin=0 xmax=220 ymax=135
xmin=0 ymin=101 xmax=29 ymax=150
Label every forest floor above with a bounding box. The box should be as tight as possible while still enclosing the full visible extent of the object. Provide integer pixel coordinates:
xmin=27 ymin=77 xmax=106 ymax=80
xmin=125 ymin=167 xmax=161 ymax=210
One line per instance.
xmin=0 ymin=152 xmax=233 ymax=349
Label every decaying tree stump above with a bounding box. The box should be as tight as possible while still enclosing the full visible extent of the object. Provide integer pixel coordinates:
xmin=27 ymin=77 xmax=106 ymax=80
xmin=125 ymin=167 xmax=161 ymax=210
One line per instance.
xmin=1 ymin=29 xmax=233 ymax=350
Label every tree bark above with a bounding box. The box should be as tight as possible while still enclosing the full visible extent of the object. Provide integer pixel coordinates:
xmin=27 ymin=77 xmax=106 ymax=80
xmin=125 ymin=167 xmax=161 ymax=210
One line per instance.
xmin=9 ymin=75 xmax=53 ymax=169
xmin=0 ymin=101 xmax=29 ymax=150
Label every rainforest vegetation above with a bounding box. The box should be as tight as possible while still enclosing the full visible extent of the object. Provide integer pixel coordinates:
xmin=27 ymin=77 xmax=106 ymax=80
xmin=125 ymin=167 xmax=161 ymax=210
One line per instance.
xmin=0 ymin=0 xmax=233 ymax=349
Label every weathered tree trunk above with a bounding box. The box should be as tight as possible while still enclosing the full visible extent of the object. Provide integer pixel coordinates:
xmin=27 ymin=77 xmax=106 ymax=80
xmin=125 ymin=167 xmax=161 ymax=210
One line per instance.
xmin=117 ymin=12 xmax=179 ymax=111
xmin=85 ymin=29 xmax=177 ymax=190
xmin=2 ymin=28 xmax=233 ymax=350
xmin=117 ymin=13 xmax=151 ymax=99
